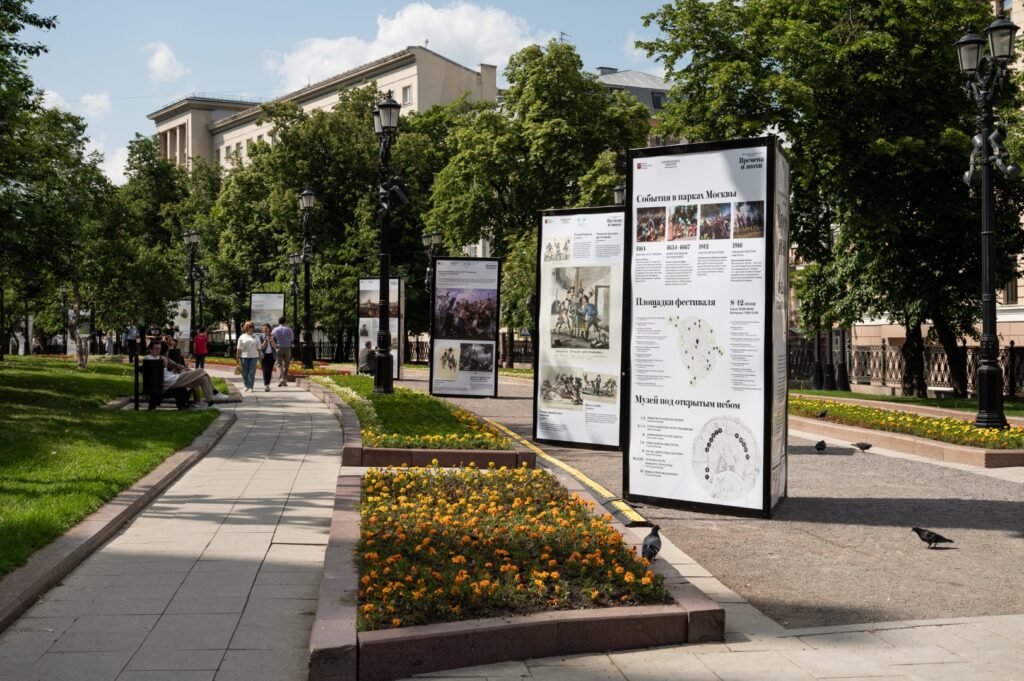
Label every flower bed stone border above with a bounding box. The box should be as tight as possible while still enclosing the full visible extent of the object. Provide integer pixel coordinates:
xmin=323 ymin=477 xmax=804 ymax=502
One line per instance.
xmin=791 ymin=415 xmax=1024 ymax=467
xmin=307 ymin=468 xmax=724 ymax=681
xmin=296 ymin=377 xmax=535 ymax=468
xmin=0 ymin=410 xmax=236 ymax=633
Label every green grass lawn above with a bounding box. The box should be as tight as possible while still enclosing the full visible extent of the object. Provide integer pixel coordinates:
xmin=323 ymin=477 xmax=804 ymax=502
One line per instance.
xmin=325 ymin=375 xmax=509 ymax=449
xmin=0 ymin=357 xmax=220 ymax=576
xmin=792 ymin=389 xmax=1024 ymax=417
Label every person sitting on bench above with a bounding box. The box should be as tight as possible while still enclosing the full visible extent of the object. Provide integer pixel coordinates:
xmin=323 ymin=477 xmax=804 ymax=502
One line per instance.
xmin=146 ymin=340 xmax=229 ymax=406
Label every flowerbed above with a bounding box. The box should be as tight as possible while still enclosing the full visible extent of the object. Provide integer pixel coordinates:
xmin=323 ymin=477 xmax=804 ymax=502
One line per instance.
xmin=357 ymin=463 xmax=668 ymax=631
xmin=320 ymin=375 xmax=510 ymax=450
xmin=790 ymin=397 xmax=1024 ymax=449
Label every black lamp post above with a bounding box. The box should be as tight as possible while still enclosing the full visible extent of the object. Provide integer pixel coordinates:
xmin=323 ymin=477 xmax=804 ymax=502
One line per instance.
xmin=373 ymin=91 xmax=402 ymax=393
xmin=288 ymin=252 xmax=302 ymax=330
xmin=59 ymin=284 xmax=68 ymax=352
xmin=421 ymin=231 xmax=443 ymax=289
xmin=299 ymin=190 xmax=316 ymax=369
xmin=195 ymin=264 xmax=206 ymax=331
xmin=956 ymin=14 xmax=1020 ymax=429
xmin=613 ymin=183 xmax=625 ymax=205
xmin=183 ymin=230 xmax=199 ymax=357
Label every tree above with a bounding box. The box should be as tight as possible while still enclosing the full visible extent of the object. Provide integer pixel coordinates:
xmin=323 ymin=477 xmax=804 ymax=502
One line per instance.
xmin=640 ymin=0 xmax=1024 ymax=396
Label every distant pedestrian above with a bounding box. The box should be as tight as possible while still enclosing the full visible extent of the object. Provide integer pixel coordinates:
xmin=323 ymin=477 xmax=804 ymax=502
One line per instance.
xmin=259 ymin=323 xmax=279 ymax=392
xmin=193 ymin=326 xmax=208 ymax=369
xmin=125 ymin=323 xmax=139 ymax=360
xmin=236 ymin=321 xmax=259 ymax=393
xmin=104 ymin=330 xmax=115 ymax=355
xmin=271 ymin=316 xmax=294 ymax=386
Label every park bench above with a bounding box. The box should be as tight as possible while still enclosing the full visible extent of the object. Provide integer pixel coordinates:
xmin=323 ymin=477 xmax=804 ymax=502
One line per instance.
xmin=137 ymin=357 xmax=193 ymax=410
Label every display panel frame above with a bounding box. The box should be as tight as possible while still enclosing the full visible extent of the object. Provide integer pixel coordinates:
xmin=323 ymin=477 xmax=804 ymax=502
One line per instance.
xmin=249 ymin=292 xmax=286 ymax=334
xmin=620 ymin=136 xmax=788 ymax=519
xmin=428 ymin=257 xmax=501 ymax=398
xmin=357 ymin=278 xmax=404 ymax=380
xmin=533 ymin=205 xmax=624 ymax=451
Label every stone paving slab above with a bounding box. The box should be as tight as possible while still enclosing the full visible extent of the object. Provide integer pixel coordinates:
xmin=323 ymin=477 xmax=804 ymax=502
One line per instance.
xmin=0 ymin=378 xmax=342 ymax=681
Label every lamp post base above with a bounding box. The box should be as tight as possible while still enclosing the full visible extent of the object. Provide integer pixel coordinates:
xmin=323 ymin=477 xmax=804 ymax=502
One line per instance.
xmin=811 ymin=362 xmax=823 ymax=390
xmin=301 ymin=343 xmax=315 ymax=370
xmin=975 ymin=364 xmax=1007 ymax=429
xmin=373 ymin=351 xmax=393 ymax=393
xmin=836 ymin=363 xmax=850 ymax=392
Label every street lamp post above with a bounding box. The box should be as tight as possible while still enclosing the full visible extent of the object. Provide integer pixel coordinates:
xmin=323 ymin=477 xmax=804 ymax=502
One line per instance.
xmin=373 ymin=91 xmax=402 ymax=393
xmin=183 ymin=231 xmax=199 ymax=357
xmin=956 ymin=15 xmax=1020 ymax=429
xmin=421 ymin=231 xmax=443 ymax=290
xmin=195 ymin=265 xmax=206 ymax=331
xmin=288 ymin=252 xmax=302 ymax=331
xmin=60 ymin=284 xmax=68 ymax=353
xmin=299 ymin=191 xmax=316 ymax=369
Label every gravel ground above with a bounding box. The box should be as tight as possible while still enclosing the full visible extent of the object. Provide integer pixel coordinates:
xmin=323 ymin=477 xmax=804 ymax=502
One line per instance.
xmin=397 ymin=372 xmax=1024 ymax=629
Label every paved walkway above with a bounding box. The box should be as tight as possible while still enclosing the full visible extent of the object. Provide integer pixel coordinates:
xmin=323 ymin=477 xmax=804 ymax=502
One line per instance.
xmin=0 ymin=377 xmax=341 ymax=681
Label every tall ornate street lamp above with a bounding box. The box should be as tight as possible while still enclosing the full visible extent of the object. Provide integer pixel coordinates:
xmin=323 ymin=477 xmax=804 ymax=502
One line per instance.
xmin=288 ymin=252 xmax=302 ymax=330
xmin=421 ymin=231 xmax=443 ymax=290
xmin=183 ymin=230 xmax=199 ymax=356
xmin=194 ymin=264 xmax=206 ymax=331
xmin=299 ymin=190 xmax=316 ymax=369
xmin=372 ymin=91 xmax=403 ymax=393
xmin=957 ymin=14 xmax=1020 ymax=429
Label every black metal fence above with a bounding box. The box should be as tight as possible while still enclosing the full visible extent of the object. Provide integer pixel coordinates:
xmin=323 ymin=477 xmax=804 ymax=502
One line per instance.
xmin=788 ymin=337 xmax=1024 ymax=396
xmin=404 ymin=336 xmax=535 ymax=365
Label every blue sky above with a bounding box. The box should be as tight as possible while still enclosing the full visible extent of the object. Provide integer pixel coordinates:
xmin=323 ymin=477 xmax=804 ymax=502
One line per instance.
xmin=26 ymin=1 xmax=669 ymax=184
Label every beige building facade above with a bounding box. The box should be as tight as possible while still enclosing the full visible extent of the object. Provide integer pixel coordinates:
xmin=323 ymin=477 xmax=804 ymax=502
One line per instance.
xmin=148 ymin=46 xmax=498 ymax=168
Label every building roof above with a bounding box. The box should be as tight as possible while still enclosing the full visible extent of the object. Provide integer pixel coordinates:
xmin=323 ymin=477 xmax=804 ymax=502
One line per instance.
xmin=596 ymin=69 xmax=668 ymax=91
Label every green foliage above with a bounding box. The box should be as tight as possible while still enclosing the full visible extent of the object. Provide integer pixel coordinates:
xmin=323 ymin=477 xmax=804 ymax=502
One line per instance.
xmin=0 ymin=357 xmax=218 ymax=576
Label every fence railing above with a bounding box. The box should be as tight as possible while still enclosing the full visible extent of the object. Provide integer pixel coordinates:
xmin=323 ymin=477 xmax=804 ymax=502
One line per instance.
xmin=789 ymin=338 xmax=1024 ymax=396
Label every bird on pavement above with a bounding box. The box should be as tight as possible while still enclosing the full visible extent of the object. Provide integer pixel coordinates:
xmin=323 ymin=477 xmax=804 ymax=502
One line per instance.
xmin=853 ymin=442 xmax=872 ymax=452
xmin=641 ymin=525 xmax=662 ymax=561
xmin=817 ymin=410 xmax=828 ymax=419
xmin=814 ymin=440 xmax=826 ymax=453
xmin=912 ymin=527 xmax=954 ymax=548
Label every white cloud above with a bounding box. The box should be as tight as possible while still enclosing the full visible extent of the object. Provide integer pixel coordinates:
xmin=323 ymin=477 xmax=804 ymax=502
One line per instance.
xmin=79 ymin=93 xmax=111 ymax=119
xmin=42 ymin=89 xmax=70 ymax=111
xmin=265 ymin=2 xmax=551 ymax=92
xmin=623 ymin=30 xmax=665 ymax=78
xmin=84 ymin=135 xmax=129 ymax=185
xmin=145 ymin=42 xmax=188 ymax=82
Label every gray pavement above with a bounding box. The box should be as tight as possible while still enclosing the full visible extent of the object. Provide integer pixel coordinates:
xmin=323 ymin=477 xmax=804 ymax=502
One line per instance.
xmin=0 ymin=377 xmax=341 ymax=681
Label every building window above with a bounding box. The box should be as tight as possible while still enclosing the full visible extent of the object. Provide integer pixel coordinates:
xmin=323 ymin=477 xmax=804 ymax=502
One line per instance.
xmin=256 ymin=134 xmax=263 ymax=144
xmin=214 ymin=149 xmax=220 ymax=164
xmin=652 ymin=92 xmax=666 ymax=110
xmin=402 ymin=85 xmax=413 ymax=105
xmin=1007 ymin=281 xmax=1019 ymax=305
xmin=235 ymin=142 xmax=241 ymax=154
xmin=1000 ymin=0 xmax=1012 ymax=13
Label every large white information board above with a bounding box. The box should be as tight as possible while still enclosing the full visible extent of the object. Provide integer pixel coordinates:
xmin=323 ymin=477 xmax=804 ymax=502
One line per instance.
xmin=534 ymin=208 xmax=624 ymax=448
xmin=622 ymin=137 xmax=788 ymax=517
xmin=250 ymin=293 xmax=284 ymax=334
xmin=429 ymin=258 xmax=500 ymax=397
xmin=358 ymin=278 xmax=404 ymax=380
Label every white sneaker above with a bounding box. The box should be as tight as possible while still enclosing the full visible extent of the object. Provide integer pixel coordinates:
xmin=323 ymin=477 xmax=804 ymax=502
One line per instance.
xmin=212 ymin=393 xmax=232 ymax=402
xmin=190 ymin=403 xmax=209 ymax=410
xmin=264 ymin=386 xmax=270 ymax=392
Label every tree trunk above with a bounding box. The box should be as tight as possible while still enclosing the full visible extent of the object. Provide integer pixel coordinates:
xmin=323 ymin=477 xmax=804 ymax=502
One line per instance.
xmin=70 ymin=292 xmax=88 ymax=369
xmin=933 ymin=313 xmax=968 ymax=398
xmin=505 ymin=327 xmax=515 ymax=368
xmin=900 ymin=323 xmax=926 ymax=397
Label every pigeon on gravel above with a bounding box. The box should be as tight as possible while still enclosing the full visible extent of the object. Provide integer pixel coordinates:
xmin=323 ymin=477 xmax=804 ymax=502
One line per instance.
xmin=641 ymin=525 xmax=662 ymax=561
xmin=853 ymin=442 xmax=872 ymax=452
xmin=814 ymin=440 xmax=827 ymax=453
xmin=912 ymin=527 xmax=954 ymax=548
xmin=817 ymin=410 xmax=828 ymax=419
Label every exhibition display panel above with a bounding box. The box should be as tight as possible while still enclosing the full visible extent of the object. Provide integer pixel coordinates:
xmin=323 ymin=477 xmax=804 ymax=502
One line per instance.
xmin=621 ymin=136 xmax=789 ymax=517
xmin=429 ymin=257 xmax=501 ymax=397
xmin=533 ymin=207 xmax=624 ymax=449
xmin=249 ymin=293 xmax=285 ymax=333
xmin=358 ymin=278 xmax=404 ymax=380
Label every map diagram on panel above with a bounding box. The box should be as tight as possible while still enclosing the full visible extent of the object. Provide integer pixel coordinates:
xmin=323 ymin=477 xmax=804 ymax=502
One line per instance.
xmin=667 ymin=316 xmax=724 ymax=386
xmin=692 ymin=416 xmax=760 ymax=502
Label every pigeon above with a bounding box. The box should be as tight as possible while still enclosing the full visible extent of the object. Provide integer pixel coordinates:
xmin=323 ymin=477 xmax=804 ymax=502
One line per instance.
xmin=912 ymin=527 xmax=954 ymax=549
xmin=853 ymin=442 xmax=872 ymax=452
xmin=817 ymin=409 xmax=828 ymax=419
xmin=641 ymin=525 xmax=662 ymax=561
xmin=814 ymin=440 xmax=826 ymax=453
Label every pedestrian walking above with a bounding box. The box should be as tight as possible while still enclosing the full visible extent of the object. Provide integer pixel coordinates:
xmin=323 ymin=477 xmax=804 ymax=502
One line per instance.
xmin=259 ymin=323 xmax=279 ymax=392
xmin=236 ymin=321 xmax=259 ymax=393
xmin=271 ymin=316 xmax=294 ymax=386
xmin=193 ymin=326 xmax=208 ymax=369
xmin=104 ymin=330 xmax=115 ymax=355
xmin=125 ymin=323 xmax=139 ymax=361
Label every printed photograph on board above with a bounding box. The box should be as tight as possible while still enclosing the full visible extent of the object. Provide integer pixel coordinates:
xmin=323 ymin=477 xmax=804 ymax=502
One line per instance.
xmin=543 ymin=236 xmax=572 ymax=261
xmin=668 ymin=205 xmax=698 ymax=241
xmin=433 ymin=288 xmax=499 ymax=340
xmin=539 ymin=366 xmax=618 ymax=411
xmin=435 ymin=342 xmax=461 ymax=379
xmin=458 ymin=343 xmax=494 ymax=372
xmin=733 ymin=200 xmax=765 ymax=238
xmin=699 ymin=202 xmax=732 ymax=240
xmin=548 ymin=266 xmax=611 ymax=350
xmin=635 ymin=206 xmax=666 ymax=242
xmin=358 ymin=289 xmax=399 ymax=318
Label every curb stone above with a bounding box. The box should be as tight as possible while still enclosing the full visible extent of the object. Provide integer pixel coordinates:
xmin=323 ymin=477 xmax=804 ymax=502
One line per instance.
xmin=0 ymin=409 xmax=237 ymax=633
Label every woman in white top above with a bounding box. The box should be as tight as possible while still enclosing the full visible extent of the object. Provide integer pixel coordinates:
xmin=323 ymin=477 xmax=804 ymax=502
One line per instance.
xmin=236 ymin=320 xmax=260 ymax=392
